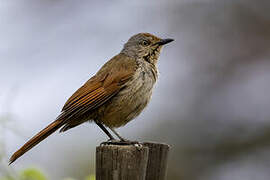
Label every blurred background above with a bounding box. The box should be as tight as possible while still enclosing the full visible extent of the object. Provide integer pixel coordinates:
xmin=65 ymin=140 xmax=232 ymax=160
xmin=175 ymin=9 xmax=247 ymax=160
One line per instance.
xmin=1 ymin=0 xmax=270 ymax=179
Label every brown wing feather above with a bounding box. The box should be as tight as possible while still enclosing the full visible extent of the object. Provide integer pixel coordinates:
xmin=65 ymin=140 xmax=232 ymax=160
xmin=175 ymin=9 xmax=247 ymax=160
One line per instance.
xmin=62 ymin=77 xmax=103 ymax=111
xmin=59 ymin=53 xmax=136 ymax=122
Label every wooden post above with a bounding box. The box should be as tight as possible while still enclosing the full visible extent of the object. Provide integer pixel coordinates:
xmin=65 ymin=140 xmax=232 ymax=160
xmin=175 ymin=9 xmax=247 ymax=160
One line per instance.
xmin=96 ymin=144 xmax=149 ymax=180
xmin=143 ymin=142 xmax=170 ymax=180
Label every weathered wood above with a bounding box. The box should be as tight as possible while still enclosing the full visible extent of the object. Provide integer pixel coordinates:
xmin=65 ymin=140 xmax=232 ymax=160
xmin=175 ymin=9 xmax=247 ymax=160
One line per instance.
xmin=143 ymin=142 xmax=170 ymax=180
xmin=96 ymin=144 xmax=149 ymax=180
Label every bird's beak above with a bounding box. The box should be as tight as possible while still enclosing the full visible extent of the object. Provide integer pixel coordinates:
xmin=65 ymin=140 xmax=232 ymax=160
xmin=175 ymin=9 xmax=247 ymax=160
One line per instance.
xmin=155 ymin=38 xmax=174 ymax=46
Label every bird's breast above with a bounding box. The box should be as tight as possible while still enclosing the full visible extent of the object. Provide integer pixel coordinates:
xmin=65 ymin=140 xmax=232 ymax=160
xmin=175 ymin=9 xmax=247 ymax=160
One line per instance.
xmin=97 ymin=62 xmax=157 ymax=127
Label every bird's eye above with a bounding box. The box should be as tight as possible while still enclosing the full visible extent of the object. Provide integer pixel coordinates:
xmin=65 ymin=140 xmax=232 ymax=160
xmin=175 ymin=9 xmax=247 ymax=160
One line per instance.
xmin=141 ymin=40 xmax=150 ymax=46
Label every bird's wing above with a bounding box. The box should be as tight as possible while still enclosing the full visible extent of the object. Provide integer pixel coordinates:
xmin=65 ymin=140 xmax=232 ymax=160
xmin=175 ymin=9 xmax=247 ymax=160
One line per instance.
xmin=9 ymin=54 xmax=136 ymax=164
xmin=60 ymin=54 xmax=136 ymax=120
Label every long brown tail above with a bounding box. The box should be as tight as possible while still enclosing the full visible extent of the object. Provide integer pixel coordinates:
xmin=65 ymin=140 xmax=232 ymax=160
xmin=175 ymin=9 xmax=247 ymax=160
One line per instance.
xmin=9 ymin=120 xmax=64 ymax=164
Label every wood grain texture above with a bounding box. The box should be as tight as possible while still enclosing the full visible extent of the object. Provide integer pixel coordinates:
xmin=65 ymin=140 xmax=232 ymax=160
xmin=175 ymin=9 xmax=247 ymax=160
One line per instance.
xmin=143 ymin=142 xmax=170 ymax=180
xmin=96 ymin=144 xmax=149 ymax=180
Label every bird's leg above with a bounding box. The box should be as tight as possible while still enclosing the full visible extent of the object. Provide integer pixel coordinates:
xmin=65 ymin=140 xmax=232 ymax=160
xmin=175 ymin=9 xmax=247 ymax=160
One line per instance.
xmin=109 ymin=127 xmax=140 ymax=145
xmin=96 ymin=122 xmax=140 ymax=145
xmin=95 ymin=122 xmax=115 ymax=141
xmin=109 ymin=128 xmax=127 ymax=142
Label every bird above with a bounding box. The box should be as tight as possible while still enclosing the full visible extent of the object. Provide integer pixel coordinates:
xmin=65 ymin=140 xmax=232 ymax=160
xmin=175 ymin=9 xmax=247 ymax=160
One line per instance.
xmin=9 ymin=32 xmax=174 ymax=164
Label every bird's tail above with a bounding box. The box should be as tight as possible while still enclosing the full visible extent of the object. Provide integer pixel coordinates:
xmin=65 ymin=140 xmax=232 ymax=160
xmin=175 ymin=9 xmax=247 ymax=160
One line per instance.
xmin=9 ymin=120 xmax=64 ymax=164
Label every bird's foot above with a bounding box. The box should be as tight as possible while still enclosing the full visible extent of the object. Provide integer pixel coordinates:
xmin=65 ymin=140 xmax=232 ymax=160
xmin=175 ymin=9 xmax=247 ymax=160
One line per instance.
xmin=100 ymin=139 xmax=141 ymax=146
xmin=100 ymin=138 xmax=118 ymax=145
xmin=119 ymin=139 xmax=141 ymax=145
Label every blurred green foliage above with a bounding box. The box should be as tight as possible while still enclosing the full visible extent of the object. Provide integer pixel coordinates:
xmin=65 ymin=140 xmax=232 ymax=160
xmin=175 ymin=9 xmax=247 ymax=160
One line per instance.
xmin=19 ymin=168 xmax=47 ymax=180
xmin=63 ymin=175 xmax=95 ymax=180
xmin=0 ymin=168 xmax=95 ymax=180
xmin=84 ymin=175 xmax=95 ymax=180
xmin=0 ymin=168 xmax=46 ymax=180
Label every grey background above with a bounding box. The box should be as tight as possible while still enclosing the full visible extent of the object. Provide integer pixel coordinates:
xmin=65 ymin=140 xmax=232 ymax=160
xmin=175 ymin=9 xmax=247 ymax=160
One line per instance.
xmin=1 ymin=0 xmax=270 ymax=179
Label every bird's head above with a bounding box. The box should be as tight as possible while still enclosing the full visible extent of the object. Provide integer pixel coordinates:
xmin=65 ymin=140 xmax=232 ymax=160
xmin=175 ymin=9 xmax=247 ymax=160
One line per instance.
xmin=121 ymin=33 xmax=174 ymax=65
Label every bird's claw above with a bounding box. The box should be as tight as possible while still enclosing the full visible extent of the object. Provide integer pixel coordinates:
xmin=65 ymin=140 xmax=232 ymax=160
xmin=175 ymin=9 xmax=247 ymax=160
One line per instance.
xmin=100 ymin=139 xmax=141 ymax=146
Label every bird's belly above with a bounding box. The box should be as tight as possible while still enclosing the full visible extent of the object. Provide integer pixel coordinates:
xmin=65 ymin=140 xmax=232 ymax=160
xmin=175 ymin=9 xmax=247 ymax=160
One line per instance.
xmin=97 ymin=70 xmax=155 ymax=127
